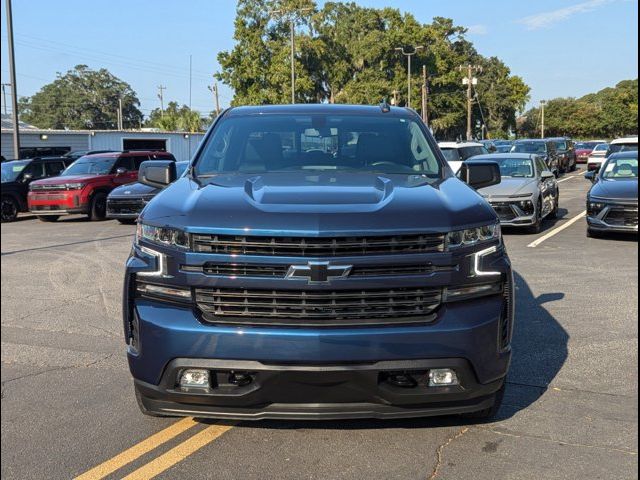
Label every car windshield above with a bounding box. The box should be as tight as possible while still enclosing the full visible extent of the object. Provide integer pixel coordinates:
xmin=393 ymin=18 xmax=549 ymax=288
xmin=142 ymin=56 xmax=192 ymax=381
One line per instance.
xmin=484 ymin=158 xmax=535 ymax=178
xmin=608 ymin=143 xmax=638 ymax=156
xmin=1 ymin=160 xmax=30 ymax=182
xmin=576 ymin=142 xmax=601 ymax=150
xmin=496 ymin=145 xmax=512 ymax=153
xmin=553 ymin=141 xmax=568 ymax=151
xmin=61 ymin=156 xmax=117 ymax=176
xmin=512 ymin=142 xmax=547 ymax=154
xmin=440 ymin=148 xmax=461 ymax=162
xmin=593 ymin=143 xmax=609 ymax=152
xmin=601 ymin=157 xmax=638 ymax=180
xmin=194 ymin=114 xmax=442 ymax=178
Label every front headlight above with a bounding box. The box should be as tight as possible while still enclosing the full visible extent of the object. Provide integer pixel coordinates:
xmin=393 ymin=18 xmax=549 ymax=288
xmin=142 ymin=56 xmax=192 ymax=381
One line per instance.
xmin=447 ymin=222 xmax=501 ymax=250
xmin=64 ymin=182 xmax=86 ymax=190
xmin=136 ymin=223 xmax=190 ymax=249
xmin=588 ymin=201 xmax=606 ymax=216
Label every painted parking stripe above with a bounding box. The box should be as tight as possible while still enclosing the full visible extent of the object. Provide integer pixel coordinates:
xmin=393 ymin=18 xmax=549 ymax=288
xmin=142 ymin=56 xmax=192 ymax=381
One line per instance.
xmin=122 ymin=423 xmax=235 ymax=480
xmin=74 ymin=417 xmax=198 ymax=480
xmin=557 ymin=172 xmax=584 ymax=183
xmin=527 ymin=211 xmax=587 ymax=248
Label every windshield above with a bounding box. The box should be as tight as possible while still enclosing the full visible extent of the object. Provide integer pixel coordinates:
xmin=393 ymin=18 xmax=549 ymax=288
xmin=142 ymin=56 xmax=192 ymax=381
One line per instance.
xmin=194 ymin=114 xmax=442 ymax=177
xmin=482 ymin=158 xmax=534 ymax=178
xmin=576 ymin=142 xmax=601 ymax=150
xmin=607 ymin=143 xmax=638 ymax=157
xmin=553 ymin=141 xmax=568 ymax=151
xmin=1 ymin=160 xmax=29 ymax=182
xmin=61 ymin=156 xmax=117 ymax=176
xmin=512 ymin=142 xmax=547 ymax=154
xmin=496 ymin=145 xmax=512 ymax=153
xmin=593 ymin=143 xmax=609 ymax=152
xmin=601 ymin=156 xmax=638 ymax=180
xmin=440 ymin=148 xmax=461 ymax=163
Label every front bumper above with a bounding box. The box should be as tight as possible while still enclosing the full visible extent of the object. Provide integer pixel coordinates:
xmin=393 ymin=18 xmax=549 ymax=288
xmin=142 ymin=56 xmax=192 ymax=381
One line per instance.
xmin=28 ymin=189 xmax=87 ymax=215
xmin=106 ymin=197 xmax=146 ymax=220
xmin=587 ymin=200 xmax=638 ymax=233
xmin=488 ymin=201 xmax=537 ymax=227
xmin=135 ymin=358 xmax=505 ymax=420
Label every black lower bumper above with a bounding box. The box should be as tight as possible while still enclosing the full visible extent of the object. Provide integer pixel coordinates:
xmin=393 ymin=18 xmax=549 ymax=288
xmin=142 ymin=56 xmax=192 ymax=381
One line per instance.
xmin=134 ymin=358 xmax=505 ymax=421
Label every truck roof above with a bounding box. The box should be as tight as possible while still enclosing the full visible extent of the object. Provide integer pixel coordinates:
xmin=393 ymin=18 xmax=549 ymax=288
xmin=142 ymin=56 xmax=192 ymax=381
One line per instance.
xmin=225 ymin=104 xmax=418 ymax=118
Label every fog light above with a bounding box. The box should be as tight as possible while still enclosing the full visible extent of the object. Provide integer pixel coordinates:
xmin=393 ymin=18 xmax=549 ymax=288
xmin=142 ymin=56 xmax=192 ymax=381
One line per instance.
xmin=429 ymin=369 xmax=459 ymax=386
xmin=179 ymin=369 xmax=210 ymax=388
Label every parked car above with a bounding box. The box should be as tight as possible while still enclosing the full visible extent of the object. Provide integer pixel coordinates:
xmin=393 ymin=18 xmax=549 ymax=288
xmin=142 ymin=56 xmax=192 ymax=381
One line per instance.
xmin=585 ymin=151 xmax=638 ymax=236
xmin=587 ymin=142 xmax=610 ymax=171
xmin=1 ymin=156 xmax=73 ymax=222
xmin=126 ymin=104 xmax=514 ymax=421
xmin=107 ymin=161 xmax=189 ymax=223
xmin=575 ymin=140 xmax=607 ymax=164
xmin=28 ymin=150 xmax=175 ymax=222
xmin=63 ymin=150 xmax=118 ymax=161
xmin=548 ymin=137 xmax=577 ymax=173
xmin=494 ymin=140 xmax=514 ymax=153
xmin=437 ymin=141 xmax=489 ymax=173
xmin=511 ymin=139 xmax=560 ymax=177
xmin=468 ymin=154 xmax=559 ymax=233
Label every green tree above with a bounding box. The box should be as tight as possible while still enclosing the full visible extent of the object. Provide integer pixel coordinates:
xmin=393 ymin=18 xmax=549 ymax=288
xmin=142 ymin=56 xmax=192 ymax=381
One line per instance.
xmin=146 ymin=101 xmax=205 ymax=132
xmin=18 ymin=65 xmax=142 ymax=129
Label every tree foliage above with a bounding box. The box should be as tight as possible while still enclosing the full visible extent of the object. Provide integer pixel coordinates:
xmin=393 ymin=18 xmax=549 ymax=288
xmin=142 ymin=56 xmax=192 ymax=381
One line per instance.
xmin=145 ymin=101 xmax=206 ymax=132
xmin=217 ymin=1 xmax=530 ymax=139
xmin=519 ymin=79 xmax=638 ymax=138
xmin=18 ymin=65 xmax=143 ymax=130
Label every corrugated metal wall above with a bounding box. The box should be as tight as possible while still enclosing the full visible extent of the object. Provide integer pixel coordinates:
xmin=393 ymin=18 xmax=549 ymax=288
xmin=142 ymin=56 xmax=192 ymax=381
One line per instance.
xmin=89 ymin=132 xmax=205 ymax=162
xmin=1 ymin=131 xmax=205 ymax=162
xmin=1 ymin=132 xmax=89 ymax=159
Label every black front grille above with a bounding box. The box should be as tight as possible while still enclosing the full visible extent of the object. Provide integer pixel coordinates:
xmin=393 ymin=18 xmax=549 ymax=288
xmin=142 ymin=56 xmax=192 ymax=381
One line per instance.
xmin=604 ymin=207 xmax=638 ymax=227
xmin=107 ymin=198 xmax=146 ymax=215
xmin=181 ymin=262 xmax=457 ymax=278
xmin=490 ymin=203 xmax=517 ymax=221
xmin=191 ymin=234 xmax=446 ymax=256
xmin=195 ymin=287 xmax=442 ymax=326
xmin=30 ymin=184 xmax=68 ymax=191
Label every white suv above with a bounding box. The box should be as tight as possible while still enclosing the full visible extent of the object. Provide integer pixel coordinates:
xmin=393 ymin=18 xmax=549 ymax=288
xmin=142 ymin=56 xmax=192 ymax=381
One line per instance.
xmin=589 ymin=137 xmax=638 ymax=172
xmin=437 ymin=142 xmax=489 ymax=173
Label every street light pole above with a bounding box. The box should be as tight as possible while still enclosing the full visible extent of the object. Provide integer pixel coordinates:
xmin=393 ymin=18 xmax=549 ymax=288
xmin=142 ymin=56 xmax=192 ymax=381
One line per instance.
xmin=540 ymin=100 xmax=546 ymax=138
xmin=459 ymin=64 xmax=482 ymax=141
xmin=5 ymin=0 xmax=20 ymax=159
xmin=395 ymin=46 xmax=423 ymax=109
xmin=271 ymin=7 xmax=312 ymax=104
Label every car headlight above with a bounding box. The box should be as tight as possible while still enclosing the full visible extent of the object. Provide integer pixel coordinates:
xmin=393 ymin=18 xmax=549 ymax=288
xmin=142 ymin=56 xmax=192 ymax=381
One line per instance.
xmin=588 ymin=201 xmax=606 ymax=216
xmin=64 ymin=182 xmax=86 ymax=190
xmin=447 ymin=222 xmax=501 ymax=250
xmin=136 ymin=223 xmax=190 ymax=249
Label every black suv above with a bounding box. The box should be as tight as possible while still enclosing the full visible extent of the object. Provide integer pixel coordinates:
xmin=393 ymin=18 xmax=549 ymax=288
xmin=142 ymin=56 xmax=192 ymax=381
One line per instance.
xmin=511 ymin=139 xmax=560 ymax=177
xmin=548 ymin=137 xmax=577 ymax=173
xmin=1 ymin=156 xmax=73 ymax=222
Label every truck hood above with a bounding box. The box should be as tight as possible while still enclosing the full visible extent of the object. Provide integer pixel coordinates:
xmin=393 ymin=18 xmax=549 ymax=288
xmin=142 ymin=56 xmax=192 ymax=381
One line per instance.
xmin=30 ymin=174 xmax=101 ymax=185
xmin=478 ymin=177 xmax=538 ymax=199
xmin=141 ymin=173 xmax=497 ymax=235
xmin=109 ymin=181 xmax=159 ymax=198
xmin=590 ymin=179 xmax=638 ymax=201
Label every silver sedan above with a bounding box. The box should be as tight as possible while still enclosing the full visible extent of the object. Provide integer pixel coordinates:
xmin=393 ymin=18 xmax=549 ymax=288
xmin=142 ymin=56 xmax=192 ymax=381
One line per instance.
xmin=467 ymin=153 xmax=560 ymax=233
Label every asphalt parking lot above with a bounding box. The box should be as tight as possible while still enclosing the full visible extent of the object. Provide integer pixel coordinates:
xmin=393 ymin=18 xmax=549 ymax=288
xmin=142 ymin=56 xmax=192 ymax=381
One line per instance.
xmin=1 ymin=168 xmax=637 ymax=480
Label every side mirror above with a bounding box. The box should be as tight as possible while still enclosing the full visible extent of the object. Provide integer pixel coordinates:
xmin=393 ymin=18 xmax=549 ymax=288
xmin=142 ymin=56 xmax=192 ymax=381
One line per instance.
xmin=458 ymin=161 xmax=501 ymax=190
xmin=115 ymin=167 xmax=128 ymax=176
xmin=138 ymin=160 xmax=176 ymax=188
xmin=584 ymin=171 xmax=597 ymax=183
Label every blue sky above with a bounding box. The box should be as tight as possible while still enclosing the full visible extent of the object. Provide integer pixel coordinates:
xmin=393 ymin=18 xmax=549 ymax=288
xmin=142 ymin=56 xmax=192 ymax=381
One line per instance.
xmin=1 ymin=0 xmax=637 ymax=118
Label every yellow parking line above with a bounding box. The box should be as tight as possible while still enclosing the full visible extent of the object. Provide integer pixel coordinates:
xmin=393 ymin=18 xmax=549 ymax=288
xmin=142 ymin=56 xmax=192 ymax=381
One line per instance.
xmin=74 ymin=417 xmax=198 ymax=480
xmin=122 ymin=423 xmax=235 ymax=480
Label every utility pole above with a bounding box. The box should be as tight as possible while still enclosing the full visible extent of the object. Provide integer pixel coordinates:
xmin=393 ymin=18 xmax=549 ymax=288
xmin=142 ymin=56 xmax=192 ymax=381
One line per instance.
xmin=459 ymin=64 xmax=482 ymax=141
xmin=5 ymin=0 xmax=20 ymax=159
xmin=208 ymin=79 xmax=221 ymax=115
xmin=421 ymin=65 xmax=429 ymax=124
xmin=157 ymin=85 xmax=166 ymax=117
xmin=117 ymin=97 xmax=123 ymax=130
xmin=1 ymin=83 xmax=10 ymax=115
xmin=271 ymin=7 xmax=313 ymax=104
xmin=395 ymin=46 xmax=424 ymax=109
xmin=540 ymin=100 xmax=546 ymax=138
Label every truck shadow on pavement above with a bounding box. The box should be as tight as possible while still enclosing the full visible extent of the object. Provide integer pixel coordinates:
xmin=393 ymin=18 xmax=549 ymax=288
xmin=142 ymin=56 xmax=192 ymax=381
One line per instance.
xmin=200 ymin=271 xmax=569 ymax=431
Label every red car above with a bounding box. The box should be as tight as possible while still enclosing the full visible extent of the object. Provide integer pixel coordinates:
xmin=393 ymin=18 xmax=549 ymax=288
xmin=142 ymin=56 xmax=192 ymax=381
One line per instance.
xmin=574 ymin=141 xmax=607 ymax=164
xmin=28 ymin=151 xmax=175 ymax=222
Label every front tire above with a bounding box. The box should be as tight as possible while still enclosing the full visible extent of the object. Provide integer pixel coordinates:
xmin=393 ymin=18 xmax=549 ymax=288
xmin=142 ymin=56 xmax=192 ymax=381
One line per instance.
xmin=1 ymin=196 xmax=19 ymax=222
xmin=88 ymin=192 xmax=108 ymax=221
xmin=528 ymin=199 xmax=543 ymax=234
xmin=549 ymin=192 xmax=560 ymax=219
xmin=117 ymin=218 xmax=137 ymax=225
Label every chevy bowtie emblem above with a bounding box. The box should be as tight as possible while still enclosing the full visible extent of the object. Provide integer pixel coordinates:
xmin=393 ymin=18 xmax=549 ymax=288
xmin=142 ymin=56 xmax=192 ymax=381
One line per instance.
xmin=286 ymin=262 xmax=353 ymax=284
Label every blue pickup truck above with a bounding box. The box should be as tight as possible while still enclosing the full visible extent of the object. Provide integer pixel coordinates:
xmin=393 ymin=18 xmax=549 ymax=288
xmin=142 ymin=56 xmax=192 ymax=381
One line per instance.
xmin=123 ymin=104 xmax=514 ymax=421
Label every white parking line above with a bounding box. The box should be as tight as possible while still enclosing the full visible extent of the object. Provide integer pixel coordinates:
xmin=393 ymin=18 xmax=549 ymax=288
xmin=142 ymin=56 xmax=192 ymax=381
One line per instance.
xmin=527 ymin=211 xmax=587 ymax=248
